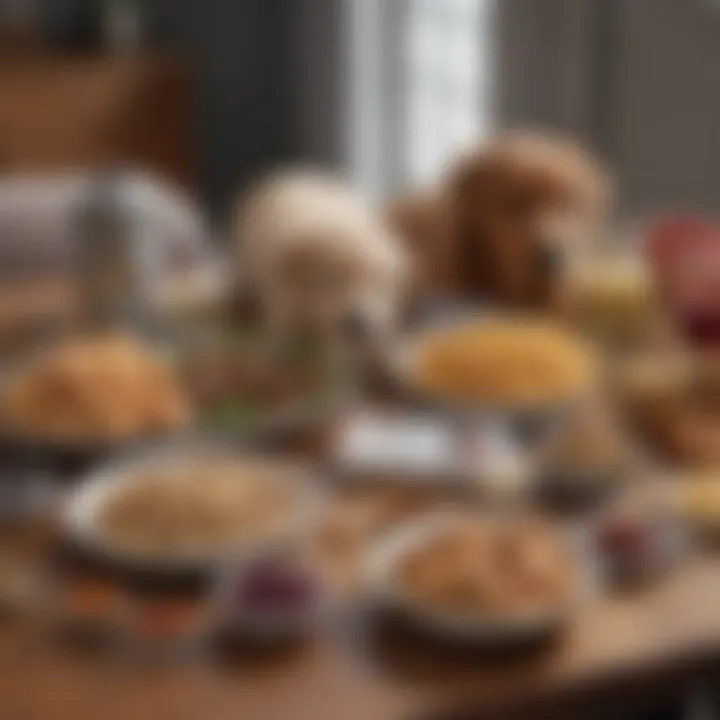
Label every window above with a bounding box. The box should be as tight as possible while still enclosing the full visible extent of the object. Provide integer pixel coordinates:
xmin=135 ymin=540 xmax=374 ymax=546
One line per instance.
xmin=347 ymin=0 xmax=495 ymax=197
xmin=405 ymin=0 xmax=495 ymax=185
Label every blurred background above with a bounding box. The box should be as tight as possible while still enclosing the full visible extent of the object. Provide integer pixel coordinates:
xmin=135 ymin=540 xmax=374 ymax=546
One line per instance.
xmin=2 ymin=0 xmax=719 ymax=223
xmin=1 ymin=5 xmax=720 ymax=719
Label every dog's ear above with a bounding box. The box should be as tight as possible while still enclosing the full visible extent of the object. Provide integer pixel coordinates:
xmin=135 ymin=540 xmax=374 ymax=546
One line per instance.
xmin=446 ymin=149 xmax=503 ymax=298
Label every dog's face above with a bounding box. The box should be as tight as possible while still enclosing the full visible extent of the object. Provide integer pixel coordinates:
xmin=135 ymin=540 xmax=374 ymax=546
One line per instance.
xmin=451 ymin=135 xmax=610 ymax=307
xmin=273 ymin=229 xmax=406 ymax=347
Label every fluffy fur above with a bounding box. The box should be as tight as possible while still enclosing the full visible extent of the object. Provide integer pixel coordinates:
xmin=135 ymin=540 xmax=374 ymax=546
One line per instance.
xmin=233 ymin=169 xmax=408 ymax=352
xmin=389 ymin=131 xmax=612 ymax=309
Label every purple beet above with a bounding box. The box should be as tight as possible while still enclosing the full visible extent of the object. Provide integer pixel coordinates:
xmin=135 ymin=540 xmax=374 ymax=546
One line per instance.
xmin=235 ymin=560 xmax=318 ymax=615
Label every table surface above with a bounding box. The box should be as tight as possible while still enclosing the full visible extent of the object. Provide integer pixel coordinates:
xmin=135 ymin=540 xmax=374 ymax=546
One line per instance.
xmin=0 ymin=460 xmax=718 ymax=720
xmin=1 ymin=281 xmax=720 ymax=719
xmin=1 ymin=548 xmax=720 ymax=720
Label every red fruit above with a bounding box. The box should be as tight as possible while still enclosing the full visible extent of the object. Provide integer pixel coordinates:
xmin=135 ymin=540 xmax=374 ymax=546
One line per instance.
xmin=646 ymin=216 xmax=717 ymax=268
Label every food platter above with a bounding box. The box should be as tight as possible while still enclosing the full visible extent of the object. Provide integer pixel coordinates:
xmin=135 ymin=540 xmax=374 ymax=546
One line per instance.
xmin=63 ymin=444 xmax=327 ymax=572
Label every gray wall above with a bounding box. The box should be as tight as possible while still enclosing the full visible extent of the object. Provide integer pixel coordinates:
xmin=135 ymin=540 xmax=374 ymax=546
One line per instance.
xmin=142 ymin=1 xmax=720 ymax=223
xmin=154 ymin=0 xmax=346 ymax=223
xmin=497 ymin=0 xmax=720 ymax=220
xmin=615 ymin=0 xmax=720 ymax=217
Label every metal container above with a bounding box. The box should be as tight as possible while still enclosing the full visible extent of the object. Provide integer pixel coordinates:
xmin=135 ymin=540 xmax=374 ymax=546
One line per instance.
xmin=72 ymin=172 xmax=159 ymax=334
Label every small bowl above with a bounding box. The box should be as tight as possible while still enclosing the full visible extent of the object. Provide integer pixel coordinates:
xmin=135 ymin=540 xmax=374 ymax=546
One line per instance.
xmin=594 ymin=511 xmax=688 ymax=589
xmin=364 ymin=511 xmax=590 ymax=646
xmin=213 ymin=553 xmax=329 ymax=642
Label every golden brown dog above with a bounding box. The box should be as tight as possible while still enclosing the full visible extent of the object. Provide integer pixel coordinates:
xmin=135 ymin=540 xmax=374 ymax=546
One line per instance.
xmin=389 ymin=131 xmax=612 ymax=309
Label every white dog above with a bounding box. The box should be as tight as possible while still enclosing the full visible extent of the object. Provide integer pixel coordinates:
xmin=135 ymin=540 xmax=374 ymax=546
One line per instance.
xmin=233 ymin=170 xmax=409 ymax=358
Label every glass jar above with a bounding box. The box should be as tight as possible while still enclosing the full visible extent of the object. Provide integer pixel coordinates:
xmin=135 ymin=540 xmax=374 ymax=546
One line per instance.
xmin=566 ymin=251 xmax=657 ymax=349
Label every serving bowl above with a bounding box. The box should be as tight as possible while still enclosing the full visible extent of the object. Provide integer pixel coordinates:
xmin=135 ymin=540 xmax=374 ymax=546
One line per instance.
xmin=62 ymin=443 xmax=327 ymax=574
xmin=0 ymin=334 xmax=191 ymax=477
xmin=388 ymin=316 xmax=595 ymax=443
xmin=364 ymin=511 xmax=590 ymax=645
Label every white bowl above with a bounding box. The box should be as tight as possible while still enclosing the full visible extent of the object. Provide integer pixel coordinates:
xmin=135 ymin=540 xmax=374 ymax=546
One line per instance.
xmin=364 ymin=511 xmax=589 ymax=644
xmin=63 ymin=444 xmax=327 ymax=572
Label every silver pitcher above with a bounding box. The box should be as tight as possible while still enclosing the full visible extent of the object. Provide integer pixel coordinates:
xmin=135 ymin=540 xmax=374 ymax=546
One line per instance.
xmin=72 ymin=171 xmax=161 ymax=333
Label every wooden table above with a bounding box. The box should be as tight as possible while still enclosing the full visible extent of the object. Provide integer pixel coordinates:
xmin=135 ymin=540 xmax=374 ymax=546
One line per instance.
xmin=0 ymin=485 xmax=719 ymax=720
xmin=1 ymin=284 xmax=720 ymax=719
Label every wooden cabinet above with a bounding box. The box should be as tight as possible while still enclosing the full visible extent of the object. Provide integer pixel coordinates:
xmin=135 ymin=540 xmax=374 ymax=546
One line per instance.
xmin=0 ymin=55 xmax=192 ymax=187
